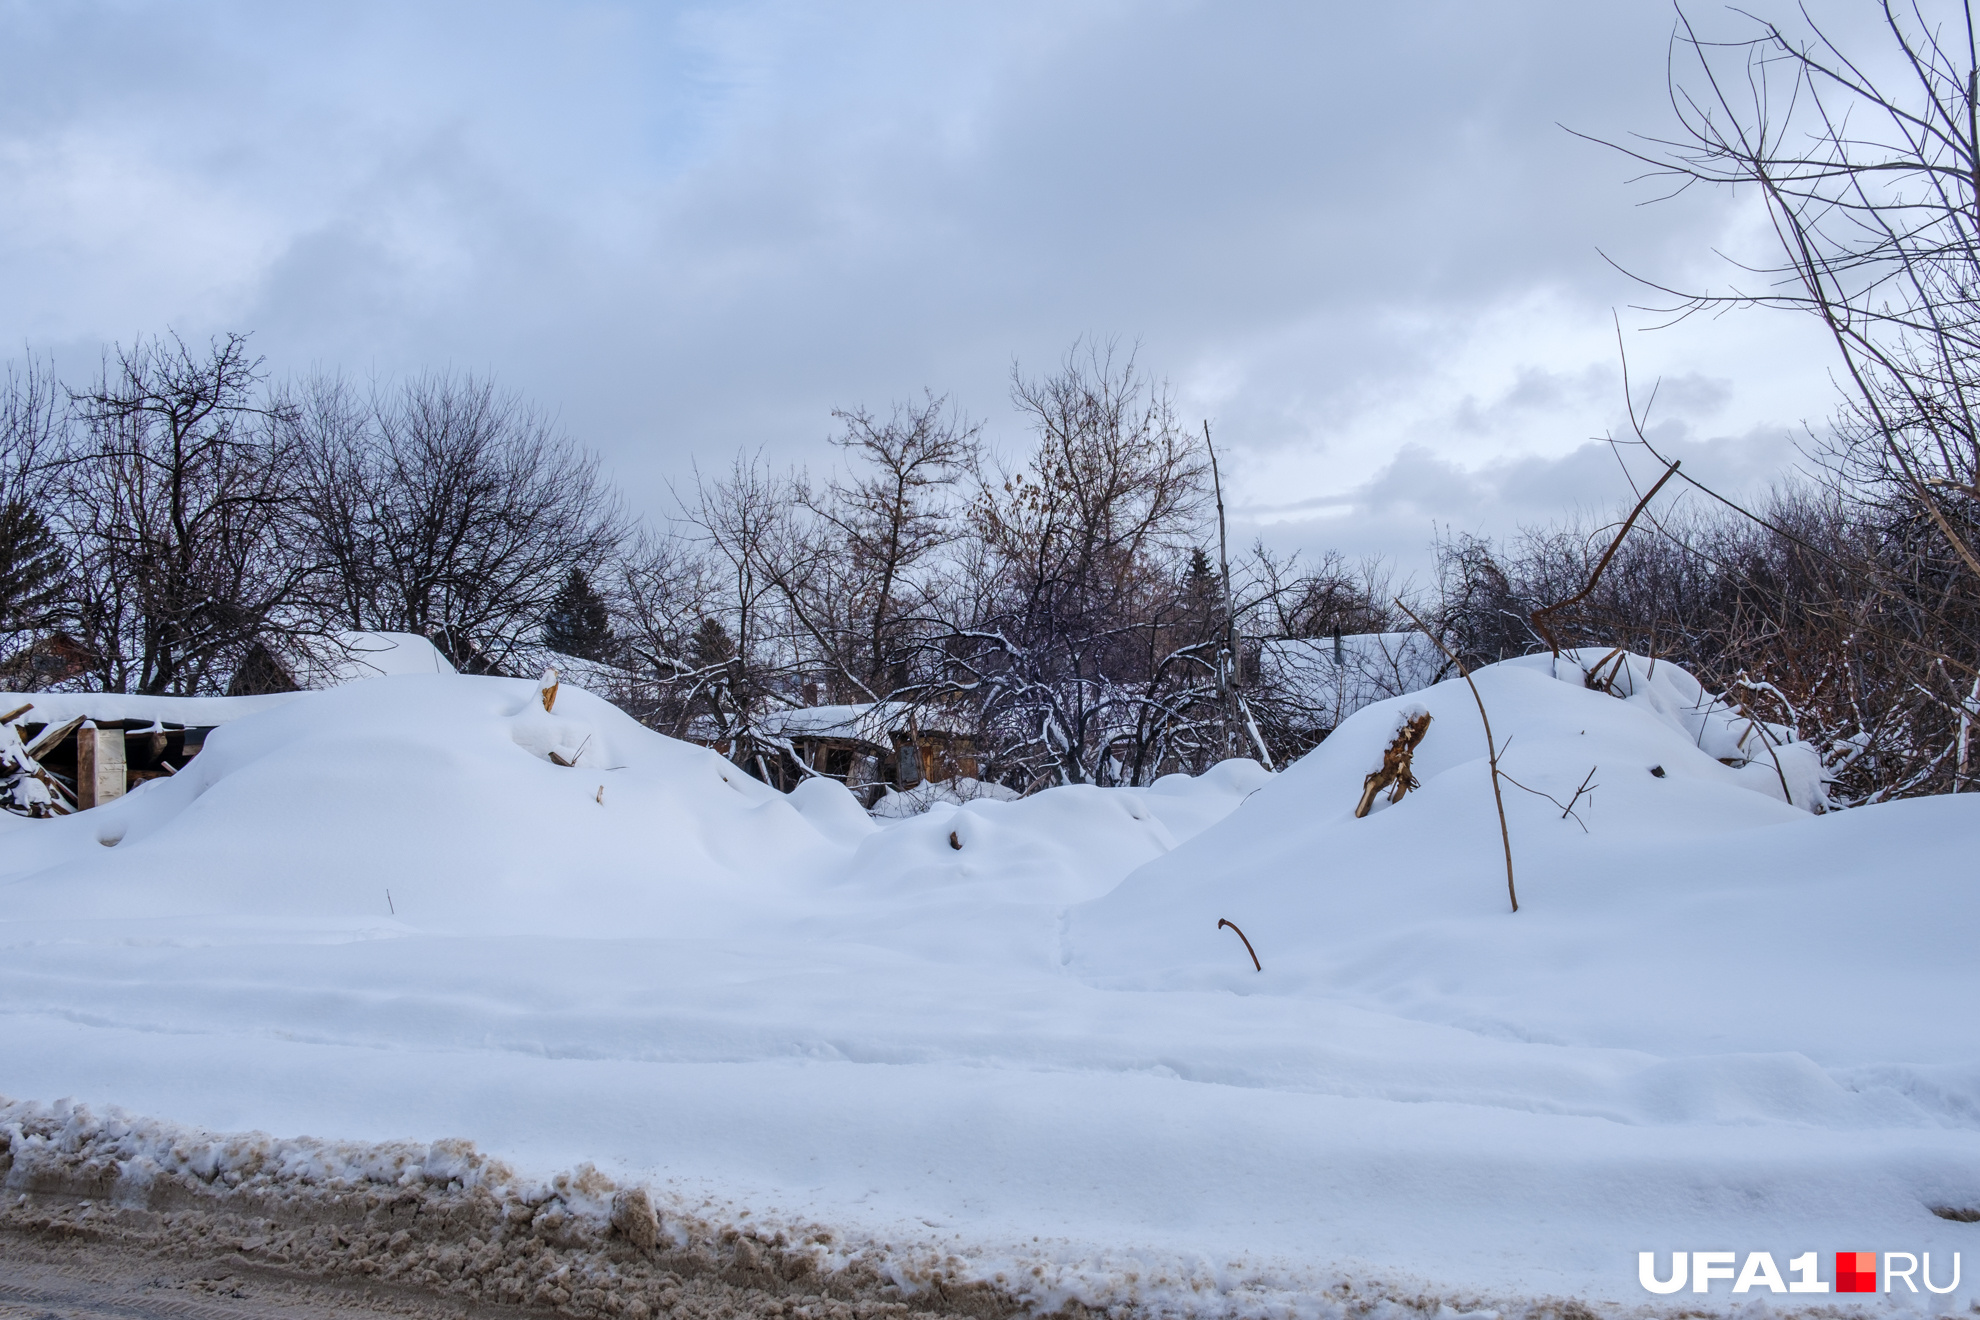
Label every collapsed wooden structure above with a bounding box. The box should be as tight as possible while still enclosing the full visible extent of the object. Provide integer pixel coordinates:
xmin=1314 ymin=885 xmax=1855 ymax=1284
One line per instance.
xmin=705 ymin=702 xmax=980 ymax=803
xmin=0 ymin=634 xmax=459 ymax=818
xmin=0 ymin=705 xmax=220 ymax=816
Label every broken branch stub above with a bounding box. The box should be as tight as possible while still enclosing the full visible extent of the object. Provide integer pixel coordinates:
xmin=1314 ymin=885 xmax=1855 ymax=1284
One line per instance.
xmin=1354 ymin=712 xmax=1433 ymax=818
xmin=538 ymin=667 xmax=560 ymax=713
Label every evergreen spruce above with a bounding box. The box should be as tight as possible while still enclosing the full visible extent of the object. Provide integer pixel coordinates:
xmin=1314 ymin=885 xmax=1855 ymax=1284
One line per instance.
xmin=542 ymin=569 xmax=614 ymax=661
xmin=0 ymin=500 xmax=63 ymax=635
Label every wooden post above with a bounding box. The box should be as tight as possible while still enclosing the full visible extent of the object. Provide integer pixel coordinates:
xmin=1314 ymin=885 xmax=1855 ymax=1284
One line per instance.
xmin=77 ymin=724 xmax=126 ymax=809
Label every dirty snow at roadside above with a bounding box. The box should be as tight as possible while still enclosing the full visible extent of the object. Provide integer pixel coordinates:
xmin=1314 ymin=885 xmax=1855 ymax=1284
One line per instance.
xmin=2 ymin=653 xmax=1977 ymax=1314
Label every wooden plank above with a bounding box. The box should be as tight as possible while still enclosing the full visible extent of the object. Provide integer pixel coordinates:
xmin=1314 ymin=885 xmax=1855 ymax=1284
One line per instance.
xmin=25 ymin=715 xmax=83 ymax=761
xmin=77 ymin=725 xmax=126 ymax=809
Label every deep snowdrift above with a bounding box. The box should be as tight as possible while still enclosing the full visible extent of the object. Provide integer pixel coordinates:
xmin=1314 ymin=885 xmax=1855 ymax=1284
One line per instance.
xmin=0 ymin=677 xmax=839 ymax=938
xmin=1071 ymin=650 xmax=1964 ymax=1064
xmin=0 ymin=674 xmax=1256 ymax=945
xmin=2 ymin=657 xmax=1976 ymax=1315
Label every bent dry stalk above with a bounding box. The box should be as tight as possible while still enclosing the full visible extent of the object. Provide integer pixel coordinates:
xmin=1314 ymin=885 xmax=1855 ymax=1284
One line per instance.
xmin=1217 ymin=917 xmax=1262 ymax=971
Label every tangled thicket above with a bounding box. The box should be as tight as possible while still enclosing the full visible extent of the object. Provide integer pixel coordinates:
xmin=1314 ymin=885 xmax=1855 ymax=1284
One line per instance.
xmin=1438 ymin=475 xmax=1980 ymax=805
xmin=4 ymin=318 xmax=1976 ymax=804
xmin=597 ymin=344 xmax=1421 ymax=789
xmin=1516 ymin=0 xmax=1980 ymax=804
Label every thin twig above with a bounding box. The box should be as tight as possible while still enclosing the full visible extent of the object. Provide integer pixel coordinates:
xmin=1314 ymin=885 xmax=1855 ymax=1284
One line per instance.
xmin=1396 ymin=600 xmax=1518 ymax=912
xmin=1530 ymin=461 xmax=1681 ymax=655
xmin=1563 ymin=765 xmax=1598 ymax=820
xmin=1496 ymin=769 xmax=1596 ymax=833
xmin=1733 ymin=710 xmax=1796 ymax=806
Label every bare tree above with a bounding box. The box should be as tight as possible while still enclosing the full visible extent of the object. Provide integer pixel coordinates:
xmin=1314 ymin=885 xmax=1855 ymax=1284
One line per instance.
xmin=948 ymin=342 xmax=1214 ymax=786
xmin=1602 ymin=4 xmax=1980 ymax=567
xmin=54 ymin=334 xmax=309 ymax=695
xmin=785 ymin=394 xmax=978 ymax=701
xmin=610 ymin=524 xmax=715 ymax=735
xmin=288 ymin=372 xmax=627 ymax=673
xmin=665 ymin=453 xmax=806 ymax=775
xmin=285 ymin=373 xmax=377 ymax=636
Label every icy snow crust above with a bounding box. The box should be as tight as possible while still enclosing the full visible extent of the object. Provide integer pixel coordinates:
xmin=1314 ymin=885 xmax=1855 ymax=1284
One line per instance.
xmin=2 ymin=655 xmax=1977 ymax=1315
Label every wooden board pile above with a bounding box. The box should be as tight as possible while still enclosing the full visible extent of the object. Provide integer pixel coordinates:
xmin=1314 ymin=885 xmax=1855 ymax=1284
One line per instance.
xmin=0 ymin=705 xmax=213 ymax=818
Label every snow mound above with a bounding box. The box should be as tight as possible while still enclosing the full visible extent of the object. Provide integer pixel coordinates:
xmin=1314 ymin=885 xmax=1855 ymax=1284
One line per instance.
xmin=1069 ymin=651 xmax=1977 ymax=1065
xmin=0 ymin=674 xmax=843 ymax=938
xmin=0 ymin=671 xmax=1261 ymax=955
xmin=815 ymin=759 xmax=1270 ymax=964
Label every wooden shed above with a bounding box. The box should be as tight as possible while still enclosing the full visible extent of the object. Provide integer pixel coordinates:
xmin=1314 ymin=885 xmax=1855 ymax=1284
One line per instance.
xmin=731 ymin=702 xmax=979 ymax=803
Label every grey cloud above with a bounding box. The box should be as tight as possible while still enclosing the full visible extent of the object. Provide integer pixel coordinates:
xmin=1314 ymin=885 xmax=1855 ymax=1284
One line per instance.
xmin=1640 ymin=371 xmax=1735 ymax=420
xmin=1453 ymin=364 xmax=1614 ymax=436
xmin=1239 ymin=421 xmax=1809 ymax=581
xmin=0 ymin=0 xmax=1882 ymax=550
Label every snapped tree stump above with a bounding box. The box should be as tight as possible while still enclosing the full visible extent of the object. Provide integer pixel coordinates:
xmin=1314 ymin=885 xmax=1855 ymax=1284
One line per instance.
xmin=1355 ymin=712 xmax=1432 ymax=818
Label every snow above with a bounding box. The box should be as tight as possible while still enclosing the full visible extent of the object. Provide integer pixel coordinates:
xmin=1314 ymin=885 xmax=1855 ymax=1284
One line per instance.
xmin=0 ymin=688 xmax=304 ymax=727
xmin=1 ymin=651 xmax=1976 ymax=1314
xmin=0 ymin=632 xmax=458 ymax=733
xmin=745 ymin=699 xmax=967 ymax=753
xmin=302 ymin=629 xmax=458 ymax=685
xmin=755 ymin=701 xmax=931 ymax=741
xmin=867 ymin=774 xmax=1020 ymax=817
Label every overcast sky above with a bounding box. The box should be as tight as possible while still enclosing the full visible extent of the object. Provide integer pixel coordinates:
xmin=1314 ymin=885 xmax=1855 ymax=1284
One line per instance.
xmin=0 ymin=1 xmax=1877 ymax=579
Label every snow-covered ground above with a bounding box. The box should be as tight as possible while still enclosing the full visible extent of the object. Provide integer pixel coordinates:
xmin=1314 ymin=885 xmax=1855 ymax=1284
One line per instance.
xmin=2 ymin=654 xmax=1975 ymax=1314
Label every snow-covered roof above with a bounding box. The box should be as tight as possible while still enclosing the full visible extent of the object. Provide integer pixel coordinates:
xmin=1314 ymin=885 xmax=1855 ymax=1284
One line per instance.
xmin=300 ymin=632 xmax=458 ymax=687
xmin=0 ymin=633 xmax=461 ymax=729
xmin=753 ymin=701 xmax=962 ymax=745
xmin=1255 ymin=631 xmax=1447 ymax=728
xmin=0 ymin=690 xmax=304 ymax=728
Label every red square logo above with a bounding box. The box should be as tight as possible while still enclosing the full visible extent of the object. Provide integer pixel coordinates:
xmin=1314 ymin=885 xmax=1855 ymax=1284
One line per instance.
xmin=1837 ymin=1251 xmax=1877 ymax=1293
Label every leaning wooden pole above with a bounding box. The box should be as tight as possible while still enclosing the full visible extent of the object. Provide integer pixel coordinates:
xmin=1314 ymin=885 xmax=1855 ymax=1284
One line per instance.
xmin=1195 ymin=423 xmax=1259 ymax=763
